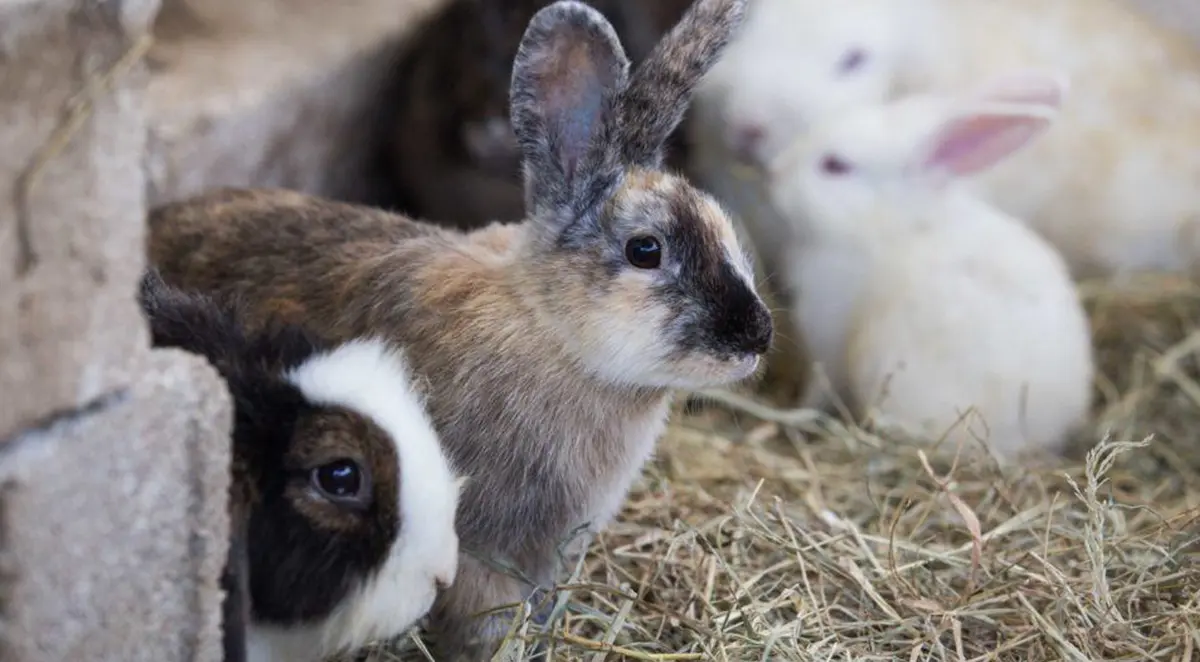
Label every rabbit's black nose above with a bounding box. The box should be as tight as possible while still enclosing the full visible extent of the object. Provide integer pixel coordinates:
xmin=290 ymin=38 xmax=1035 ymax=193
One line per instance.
xmin=712 ymin=280 xmax=774 ymax=357
xmin=737 ymin=299 xmax=774 ymax=356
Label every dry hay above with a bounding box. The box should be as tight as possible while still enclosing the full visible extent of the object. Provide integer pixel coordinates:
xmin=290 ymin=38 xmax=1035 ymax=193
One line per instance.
xmin=363 ymin=273 xmax=1200 ymax=662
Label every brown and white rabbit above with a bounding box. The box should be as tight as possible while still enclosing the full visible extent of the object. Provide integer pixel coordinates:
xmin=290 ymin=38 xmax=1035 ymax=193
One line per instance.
xmin=146 ymin=0 xmax=766 ymax=658
xmin=378 ymin=0 xmax=695 ymax=230
xmin=137 ymin=270 xmax=463 ymax=662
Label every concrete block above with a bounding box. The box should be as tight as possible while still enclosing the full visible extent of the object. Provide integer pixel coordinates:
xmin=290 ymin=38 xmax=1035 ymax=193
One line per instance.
xmin=0 ymin=349 xmax=233 ymax=662
xmin=0 ymin=0 xmax=159 ymax=440
xmin=144 ymin=0 xmax=449 ymax=205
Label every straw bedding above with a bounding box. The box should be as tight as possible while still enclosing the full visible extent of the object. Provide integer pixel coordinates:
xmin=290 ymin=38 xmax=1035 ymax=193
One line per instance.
xmin=365 ymin=273 xmax=1200 ymax=662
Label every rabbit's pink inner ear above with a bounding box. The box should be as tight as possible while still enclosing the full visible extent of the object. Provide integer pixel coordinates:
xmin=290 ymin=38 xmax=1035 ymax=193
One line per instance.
xmin=525 ymin=35 xmax=624 ymax=180
xmin=919 ymin=112 xmax=1050 ymax=179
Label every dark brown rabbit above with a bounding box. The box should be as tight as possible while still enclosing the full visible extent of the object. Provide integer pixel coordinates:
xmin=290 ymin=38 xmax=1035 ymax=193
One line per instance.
xmin=377 ymin=0 xmax=695 ymax=230
xmin=137 ymin=270 xmax=462 ymax=662
xmin=148 ymin=0 xmax=764 ymax=659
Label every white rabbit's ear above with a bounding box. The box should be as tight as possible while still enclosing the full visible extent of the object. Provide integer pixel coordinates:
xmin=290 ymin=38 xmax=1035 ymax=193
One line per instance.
xmin=909 ymin=69 xmax=1066 ymax=183
xmin=914 ymin=102 xmax=1058 ymax=182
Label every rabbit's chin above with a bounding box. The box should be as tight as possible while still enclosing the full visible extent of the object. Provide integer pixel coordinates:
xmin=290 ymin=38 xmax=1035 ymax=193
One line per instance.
xmin=643 ymin=352 xmax=762 ymax=391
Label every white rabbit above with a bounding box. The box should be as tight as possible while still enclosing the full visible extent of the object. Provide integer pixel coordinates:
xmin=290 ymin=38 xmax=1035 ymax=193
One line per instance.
xmin=692 ymin=0 xmax=1200 ymax=283
xmin=766 ymin=72 xmax=1095 ymax=460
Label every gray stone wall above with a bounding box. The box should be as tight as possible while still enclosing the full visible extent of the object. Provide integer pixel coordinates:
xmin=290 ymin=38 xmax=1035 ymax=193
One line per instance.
xmin=144 ymin=0 xmax=447 ymax=206
xmin=0 ymin=1 xmax=234 ymax=660
xmin=0 ymin=0 xmax=446 ymax=660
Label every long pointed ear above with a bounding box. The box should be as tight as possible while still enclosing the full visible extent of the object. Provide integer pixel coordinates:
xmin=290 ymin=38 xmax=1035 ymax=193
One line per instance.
xmin=510 ymin=1 xmax=630 ymax=223
xmin=913 ymin=79 xmax=1063 ymax=183
xmin=615 ymin=0 xmax=747 ymax=168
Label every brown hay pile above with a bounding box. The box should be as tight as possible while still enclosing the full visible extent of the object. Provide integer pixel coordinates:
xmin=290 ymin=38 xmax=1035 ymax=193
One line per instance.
xmin=367 ymin=274 xmax=1200 ymax=662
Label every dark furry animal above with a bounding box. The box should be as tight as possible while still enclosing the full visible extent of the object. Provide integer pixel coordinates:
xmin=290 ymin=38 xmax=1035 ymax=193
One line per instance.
xmin=137 ymin=270 xmax=461 ymax=662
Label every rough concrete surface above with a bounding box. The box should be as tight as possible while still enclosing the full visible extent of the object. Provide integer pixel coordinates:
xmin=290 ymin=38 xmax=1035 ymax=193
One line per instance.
xmin=144 ymin=0 xmax=448 ymax=206
xmin=0 ymin=349 xmax=233 ymax=662
xmin=0 ymin=0 xmax=158 ymax=441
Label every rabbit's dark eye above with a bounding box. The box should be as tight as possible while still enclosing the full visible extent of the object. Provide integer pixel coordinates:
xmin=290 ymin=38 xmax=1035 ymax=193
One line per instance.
xmin=625 ymin=236 xmax=663 ymax=269
xmin=819 ymin=154 xmax=853 ymax=176
xmin=311 ymin=459 xmax=367 ymax=505
xmin=837 ymin=48 xmax=867 ymax=74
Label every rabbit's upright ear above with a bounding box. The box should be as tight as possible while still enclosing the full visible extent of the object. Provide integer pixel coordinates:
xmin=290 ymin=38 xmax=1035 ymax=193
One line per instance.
xmin=914 ymin=94 xmax=1061 ymax=184
xmin=510 ymin=1 xmax=630 ymax=223
xmin=615 ymin=0 xmax=747 ymax=168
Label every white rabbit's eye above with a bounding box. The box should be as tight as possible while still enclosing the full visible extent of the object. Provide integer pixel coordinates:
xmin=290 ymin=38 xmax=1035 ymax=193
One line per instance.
xmin=625 ymin=235 xmax=663 ymax=269
xmin=837 ymin=48 xmax=867 ymax=74
xmin=311 ymin=459 xmax=369 ymax=507
xmin=819 ymin=154 xmax=853 ymax=176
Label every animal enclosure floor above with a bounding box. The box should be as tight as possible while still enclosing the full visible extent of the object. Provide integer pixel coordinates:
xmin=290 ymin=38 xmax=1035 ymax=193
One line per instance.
xmin=352 ymin=273 xmax=1200 ymax=662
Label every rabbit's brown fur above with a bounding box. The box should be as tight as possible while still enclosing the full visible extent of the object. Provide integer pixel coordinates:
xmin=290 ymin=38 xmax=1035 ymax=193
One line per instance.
xmin=148 ymin=1 xmax=762 ymax=658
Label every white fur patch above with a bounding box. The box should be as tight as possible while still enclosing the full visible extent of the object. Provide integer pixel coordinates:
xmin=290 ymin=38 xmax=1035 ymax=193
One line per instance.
xmin=699 ymin=191 xmax=760 ymax=295
xmin=722 ymin=236 xmax=757 ymax=293
xmin=247 ymin=337 xmax=462 ymax=662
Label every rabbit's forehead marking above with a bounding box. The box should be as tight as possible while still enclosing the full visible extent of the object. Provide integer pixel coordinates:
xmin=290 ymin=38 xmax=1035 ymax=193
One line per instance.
xmin=661 ymin=177 xmax=751 ymax=279
xmin=603 ymin=168 xmax=673 ymax=236
xmin=655 ymin=185 xmax=768 ymax=360
xmin=662 ymin=188 xmax=751 ymax=287
xmin=613 ymin=169 xmax=751 ymax=278
xmin=620 ymin=167 xmax=669 ymax=191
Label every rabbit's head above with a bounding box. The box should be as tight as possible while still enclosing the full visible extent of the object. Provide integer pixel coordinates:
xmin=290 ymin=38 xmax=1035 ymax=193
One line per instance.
xmin=694 ymin=0 xmax=920 ymax=169
xmin=138 ymin=271 xmax=462 ymax=660
xmin=766 ymin=70 xmax=1066 ymax=243
xmin=508 ymin=0 xmax=774 ymax=390
xmin=265 ymin=338 xmax=462 ymax=655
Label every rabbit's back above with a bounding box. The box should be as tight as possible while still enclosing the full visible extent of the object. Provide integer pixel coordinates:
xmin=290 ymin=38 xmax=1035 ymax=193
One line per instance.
xmin=928 ymin=0 xmax=1200 ymax=276
xmin=148 ymin=188 xmax=452 ymax=332
xmin=845 ymin=207 xmax=1093 ymax=457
